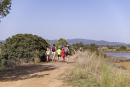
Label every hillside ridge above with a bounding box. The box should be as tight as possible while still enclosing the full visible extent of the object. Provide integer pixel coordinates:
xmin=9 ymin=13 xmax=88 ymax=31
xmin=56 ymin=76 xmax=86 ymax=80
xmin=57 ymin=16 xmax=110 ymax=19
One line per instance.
xmin=49 ymin=38 xmax=129 ymax=46
xmin=1 ymin=39 xmax=129 ymax=45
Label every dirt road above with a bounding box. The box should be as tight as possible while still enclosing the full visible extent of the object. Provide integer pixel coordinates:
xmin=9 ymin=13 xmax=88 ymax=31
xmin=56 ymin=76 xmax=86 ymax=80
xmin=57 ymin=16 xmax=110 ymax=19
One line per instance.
xmin=0 ymin=55 xmax=76 ymax=87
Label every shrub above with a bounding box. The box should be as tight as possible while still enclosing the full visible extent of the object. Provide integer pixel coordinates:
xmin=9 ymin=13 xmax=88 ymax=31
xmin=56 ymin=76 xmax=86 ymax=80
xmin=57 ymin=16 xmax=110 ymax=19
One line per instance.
xmin=116 ymin=49 xmax=121 ymax=51
xmin=69 ymin=48 xmax=75 ymax=55
xmin=1 ymin=34 xmax=49 ymax=68
xmin=119 ymin=45 xmax=127 ymax=51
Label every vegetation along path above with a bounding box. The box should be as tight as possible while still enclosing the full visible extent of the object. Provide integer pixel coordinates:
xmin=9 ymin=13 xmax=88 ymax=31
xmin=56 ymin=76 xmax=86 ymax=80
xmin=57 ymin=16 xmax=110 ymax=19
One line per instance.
xmin=0 ymin=55 xmax=76 ymax=87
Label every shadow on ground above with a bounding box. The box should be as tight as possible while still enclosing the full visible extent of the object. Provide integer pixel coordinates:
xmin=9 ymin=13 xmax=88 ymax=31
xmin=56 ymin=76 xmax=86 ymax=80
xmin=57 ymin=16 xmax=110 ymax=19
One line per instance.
xmin=0 ymin=64 xmax=56 ymax=82
xmin=67 ymin=62 xmax=75 ymax=64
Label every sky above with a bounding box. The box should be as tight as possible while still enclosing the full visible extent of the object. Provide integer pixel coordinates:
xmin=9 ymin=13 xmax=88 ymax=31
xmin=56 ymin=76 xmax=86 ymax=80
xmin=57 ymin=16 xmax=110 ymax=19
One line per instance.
xmin=0 ymin=0 xmax=130 ymax=43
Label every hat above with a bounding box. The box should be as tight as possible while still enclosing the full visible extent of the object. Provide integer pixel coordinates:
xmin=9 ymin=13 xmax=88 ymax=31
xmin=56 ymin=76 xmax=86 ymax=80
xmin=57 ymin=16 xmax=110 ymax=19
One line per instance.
xmin=58 ymin=47 xmax=60 ymax=49
xmin=67 ymin=45 xmax=69 ymax=46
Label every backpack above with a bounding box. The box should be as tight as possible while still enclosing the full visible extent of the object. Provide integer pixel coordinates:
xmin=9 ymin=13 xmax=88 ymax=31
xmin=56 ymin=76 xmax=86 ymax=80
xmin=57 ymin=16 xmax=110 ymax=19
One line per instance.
xmin=65 ymin=47 xmax=69 ymax=54
xmin=60 ymin=46 xmax=63 ymax=50
xmin=52 ymin=46 xmax=55 ymax=52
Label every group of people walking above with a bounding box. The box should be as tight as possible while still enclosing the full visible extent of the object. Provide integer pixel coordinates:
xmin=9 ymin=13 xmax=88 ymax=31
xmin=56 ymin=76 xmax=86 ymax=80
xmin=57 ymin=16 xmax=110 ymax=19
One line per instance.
xmin=46 ymin=44 xmax=70 ymax=64
xmin=75 ymin=47 xmax=82 ymax=53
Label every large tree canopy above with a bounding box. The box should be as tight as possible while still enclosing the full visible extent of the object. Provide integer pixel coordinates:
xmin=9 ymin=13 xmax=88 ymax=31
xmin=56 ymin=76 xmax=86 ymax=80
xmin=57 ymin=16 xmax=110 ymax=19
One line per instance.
xmin=58 ymin=38 xmax=68 ymax=46
xmin=0 ymin=0 xmax=12 ymax=21
xmin=90 ymin=43 xmax=96 ymax=48
xmin=119 ymin=45 xmax=127 ymax=51
xmin=1 ymin=34 xmax=49 ymax=62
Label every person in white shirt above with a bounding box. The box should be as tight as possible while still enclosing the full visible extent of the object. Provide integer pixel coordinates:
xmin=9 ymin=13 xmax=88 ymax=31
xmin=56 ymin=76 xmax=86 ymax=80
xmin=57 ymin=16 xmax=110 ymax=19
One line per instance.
xmin=46 ymin=48 xmax=50 ymax=63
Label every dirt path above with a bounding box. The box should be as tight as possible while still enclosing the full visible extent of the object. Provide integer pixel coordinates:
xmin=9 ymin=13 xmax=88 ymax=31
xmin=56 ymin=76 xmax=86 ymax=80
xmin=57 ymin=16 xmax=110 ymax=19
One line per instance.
xmin=0 ymin=55 xmax=76 ymax=87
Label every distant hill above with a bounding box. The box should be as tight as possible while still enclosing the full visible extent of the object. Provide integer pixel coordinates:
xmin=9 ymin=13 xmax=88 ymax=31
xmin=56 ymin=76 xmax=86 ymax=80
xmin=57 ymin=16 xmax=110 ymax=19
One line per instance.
xmin=0 ymin=40 xmax=5 ymax=46
xmin=0 ymin=40 xmax=6 ymax=43
xmin=49 ymin=39 xmax=129 ymax=46
xmin=0 ymin=39 xmax=129 ymax=46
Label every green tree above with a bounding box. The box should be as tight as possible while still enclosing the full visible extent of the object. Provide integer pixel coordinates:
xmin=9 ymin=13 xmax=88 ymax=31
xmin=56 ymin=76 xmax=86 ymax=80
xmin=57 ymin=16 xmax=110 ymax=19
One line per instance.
xmin=119 ymin=45 xmax=127 ymax=51
xmin=1 ymin=34 xmax=49 ymax=64
xmin=58 ymin=38 xmax=68 ymax=46
xmin=0 ymin=0 xmax=12 ymax=22
xmin=90 ymin=43 xmax=96 ymax=48
xmin=73 ymin=42 xmax=83 ymax=49
xmin=79 ymin=42 xmax=83 ymax=47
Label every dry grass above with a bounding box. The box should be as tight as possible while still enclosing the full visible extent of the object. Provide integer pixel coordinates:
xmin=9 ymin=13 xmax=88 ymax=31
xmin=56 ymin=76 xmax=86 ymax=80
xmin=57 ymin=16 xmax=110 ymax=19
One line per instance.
xmin=34 ymin=57 xmax=40 ymax=64
xmin=106 ymin=55 xmax=130 ymax=63
xmin=65 ymin=52 xmax=130 ymax=87
xmin=0 ymin=57 xmax=41 ymax=70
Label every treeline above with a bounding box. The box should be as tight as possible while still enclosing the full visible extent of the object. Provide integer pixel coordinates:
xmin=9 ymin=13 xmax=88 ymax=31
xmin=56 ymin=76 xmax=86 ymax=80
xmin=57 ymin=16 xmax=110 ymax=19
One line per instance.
xmin=105 ymin=45 xmax=129 ymax=50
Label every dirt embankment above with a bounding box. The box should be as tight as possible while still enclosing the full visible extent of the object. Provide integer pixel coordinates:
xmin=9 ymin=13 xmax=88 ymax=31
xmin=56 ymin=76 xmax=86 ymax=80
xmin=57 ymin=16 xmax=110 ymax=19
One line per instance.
xmin=0 ymin=55 xmax=76 ymax=87
xmin=106 ymin=55 xmax=130 ymax=70
xmin=116 ymin=62 xmax=130 ymax=70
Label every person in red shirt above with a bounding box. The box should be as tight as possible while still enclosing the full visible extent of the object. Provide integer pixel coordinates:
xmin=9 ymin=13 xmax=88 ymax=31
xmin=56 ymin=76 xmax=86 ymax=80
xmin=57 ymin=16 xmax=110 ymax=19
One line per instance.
xmin=61 ymin=48 xmax=65 ymax=63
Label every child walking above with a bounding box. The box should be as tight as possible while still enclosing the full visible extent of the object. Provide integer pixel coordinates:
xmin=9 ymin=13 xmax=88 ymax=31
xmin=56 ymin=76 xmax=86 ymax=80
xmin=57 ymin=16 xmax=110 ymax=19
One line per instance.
xmin=46 ymin=48 xmax=50 ymax=63
xmin=61 ymin=48 xmax=65 ymax=63
xmin=57 ymin=46 xmax=61 ymax=62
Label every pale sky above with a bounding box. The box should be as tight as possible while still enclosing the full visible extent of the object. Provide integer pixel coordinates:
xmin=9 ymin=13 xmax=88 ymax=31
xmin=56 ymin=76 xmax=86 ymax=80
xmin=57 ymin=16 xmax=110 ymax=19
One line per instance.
xmin=0 ymin=0 xmax=130 ymax=43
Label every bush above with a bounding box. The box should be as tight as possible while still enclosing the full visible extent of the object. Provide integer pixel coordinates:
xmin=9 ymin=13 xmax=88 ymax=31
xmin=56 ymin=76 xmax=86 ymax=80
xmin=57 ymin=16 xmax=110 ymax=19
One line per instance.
xmin=1 ymin=34 xmax=49 ymax=68
xmin=116 ymin=49 xmax=121 ymax=51
xmin=69 ymin=48 xmax=75 ymax=55
xmin=119 ymin=45 xmax=127 ymax=51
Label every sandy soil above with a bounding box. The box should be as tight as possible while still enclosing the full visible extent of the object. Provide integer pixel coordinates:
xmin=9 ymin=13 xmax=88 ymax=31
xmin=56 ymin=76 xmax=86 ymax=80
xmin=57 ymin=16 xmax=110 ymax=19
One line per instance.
xmin=0 ymin=55 xmax=76 ymax=87
xmin=116 ymin=62 xmax=130 ymax=70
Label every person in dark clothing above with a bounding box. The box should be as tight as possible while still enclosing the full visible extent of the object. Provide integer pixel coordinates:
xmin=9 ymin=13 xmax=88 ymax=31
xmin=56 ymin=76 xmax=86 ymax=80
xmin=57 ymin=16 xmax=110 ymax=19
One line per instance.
xmin=51 ymin=44 xmax=57 ymax=62
xmin=60 ymin=44 xmax=64 ymax=50
xmin=65 ymin=45 xmax=70 ymax=64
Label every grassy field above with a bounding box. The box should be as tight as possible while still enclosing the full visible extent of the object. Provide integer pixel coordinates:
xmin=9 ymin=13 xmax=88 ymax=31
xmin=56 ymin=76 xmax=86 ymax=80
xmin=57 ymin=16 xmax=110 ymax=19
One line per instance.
xmin=64 ymin=52 xmax=130 ymax=87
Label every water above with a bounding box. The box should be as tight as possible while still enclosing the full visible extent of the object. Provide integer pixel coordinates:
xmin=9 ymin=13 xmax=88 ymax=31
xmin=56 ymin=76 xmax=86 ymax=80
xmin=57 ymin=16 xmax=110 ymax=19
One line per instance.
xmin=105 ymin=53 xmax=130 ymax=59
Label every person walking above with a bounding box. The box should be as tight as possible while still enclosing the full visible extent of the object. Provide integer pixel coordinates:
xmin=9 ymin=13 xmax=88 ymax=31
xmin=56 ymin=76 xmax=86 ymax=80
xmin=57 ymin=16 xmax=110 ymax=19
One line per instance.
xmin=64 ymin=45 xmax=67 ymax=60
xmin=46 ymin=48 xmax=50 ymax=63
xmin=60 ymin=44 xmax=64 ymax=50
xmin=51 ymin=44 xmax=57 ymax=62
xmin=75 ymin=47 xmax=78 ymax=54
xmin=61 ymin=48 xmax=65 ymax=63
xmin=65 ymin=45 xmax=70 ymax=64
xmin=57 ymin=46 xmax=62 ymax=62
xmin=80 ymin=47 xmax=82 ymax=53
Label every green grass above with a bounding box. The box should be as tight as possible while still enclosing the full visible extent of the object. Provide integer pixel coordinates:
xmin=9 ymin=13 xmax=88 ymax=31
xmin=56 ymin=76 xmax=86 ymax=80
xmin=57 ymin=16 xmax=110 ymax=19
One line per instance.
xmin=65 ymin=52 xmax=130 ymax=87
